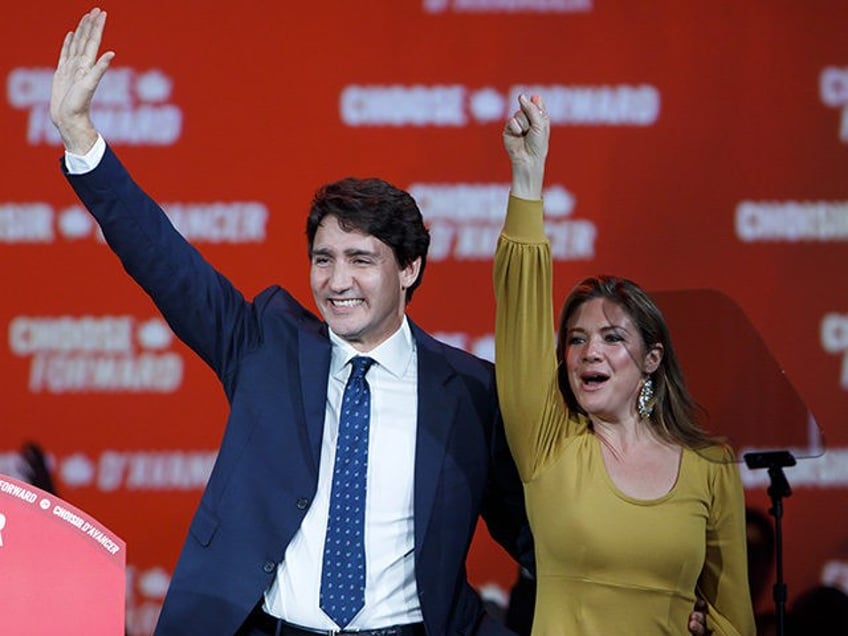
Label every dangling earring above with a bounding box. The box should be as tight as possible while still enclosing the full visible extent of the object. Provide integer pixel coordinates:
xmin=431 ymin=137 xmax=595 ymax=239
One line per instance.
xmin=637 ymin=376 xmax=654 ymax=419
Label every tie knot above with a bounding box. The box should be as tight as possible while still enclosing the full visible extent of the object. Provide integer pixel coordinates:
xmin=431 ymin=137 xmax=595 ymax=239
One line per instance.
xmin=349 ymin=356 xmax=375 ymax=379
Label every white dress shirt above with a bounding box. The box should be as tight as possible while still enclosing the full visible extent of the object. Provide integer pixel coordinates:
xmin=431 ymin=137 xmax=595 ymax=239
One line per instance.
xmin=264 ymin=321 xmax=421 ymax=629
xmin=64 ymin=134 xmax=106 ymax=174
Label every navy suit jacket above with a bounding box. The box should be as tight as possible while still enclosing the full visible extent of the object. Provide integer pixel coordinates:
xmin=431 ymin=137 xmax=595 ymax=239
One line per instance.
xmin=64 ymin=147 xmax=531 ymax=636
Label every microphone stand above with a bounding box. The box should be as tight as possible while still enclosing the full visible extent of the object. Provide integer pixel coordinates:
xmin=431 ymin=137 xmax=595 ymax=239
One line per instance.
xmin=743 ymin=450 xmax=796 ymax=636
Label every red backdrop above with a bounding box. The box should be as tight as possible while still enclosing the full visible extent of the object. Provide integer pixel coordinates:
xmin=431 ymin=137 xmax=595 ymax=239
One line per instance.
xmin=3 ymin=2 xmax=847 ymax=633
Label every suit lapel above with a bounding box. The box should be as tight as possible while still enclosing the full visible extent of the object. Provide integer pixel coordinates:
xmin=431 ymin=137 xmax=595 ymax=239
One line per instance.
xmin=411 ymin=322 xmax=459 ymax=550
xmin=298 ymin=319 xmax=332 ymax=476
xmin=298 ymin=318 xmax=460 ymax=545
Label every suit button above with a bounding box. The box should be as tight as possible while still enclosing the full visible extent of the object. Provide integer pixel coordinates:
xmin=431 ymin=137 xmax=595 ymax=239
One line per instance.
xmin=263 ymin=561 xmax=276 ymax=574
xmin=296 ymin=497 xmax=309 ymax=510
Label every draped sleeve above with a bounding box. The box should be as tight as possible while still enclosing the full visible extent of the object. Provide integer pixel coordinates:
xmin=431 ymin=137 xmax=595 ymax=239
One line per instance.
xmin=494 ymin=195 xmax=582 ymax=482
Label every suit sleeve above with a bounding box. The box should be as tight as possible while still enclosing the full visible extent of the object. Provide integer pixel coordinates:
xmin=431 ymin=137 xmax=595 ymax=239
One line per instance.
xmin=62 ymin=145 xmax=257 ymax=388
xmin=479 ymin=400 xmax=535 ymax=574
xmin=697 ymin=453 xmax=757 ymax=636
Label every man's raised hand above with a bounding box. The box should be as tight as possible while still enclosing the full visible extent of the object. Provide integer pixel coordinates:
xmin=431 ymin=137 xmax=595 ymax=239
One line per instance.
xmin=50 ymin=7 xmax=115 ymax=154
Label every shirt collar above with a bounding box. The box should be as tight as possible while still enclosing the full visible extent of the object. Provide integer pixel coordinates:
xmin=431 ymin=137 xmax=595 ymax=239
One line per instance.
xmin=328 ymin=317 xmax=415 ymax=379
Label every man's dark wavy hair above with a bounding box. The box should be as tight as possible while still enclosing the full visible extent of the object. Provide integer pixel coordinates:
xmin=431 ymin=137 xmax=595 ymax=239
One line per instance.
xmin=306 ymin=177 xmax=430 ymax=303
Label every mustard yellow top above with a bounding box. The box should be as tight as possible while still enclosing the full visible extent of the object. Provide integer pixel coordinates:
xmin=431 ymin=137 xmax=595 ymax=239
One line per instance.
xmin=494 ymin=196 xmax=755 ymax=636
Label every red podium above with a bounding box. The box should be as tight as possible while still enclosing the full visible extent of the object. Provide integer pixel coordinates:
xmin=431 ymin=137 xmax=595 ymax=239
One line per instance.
xmin=0 ymin=474 xmax=126 ymax=634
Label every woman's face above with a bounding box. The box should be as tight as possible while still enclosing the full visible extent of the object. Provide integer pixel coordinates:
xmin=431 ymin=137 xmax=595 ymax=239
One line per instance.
xmin=564 ymin=297 xmax=661 ymax=423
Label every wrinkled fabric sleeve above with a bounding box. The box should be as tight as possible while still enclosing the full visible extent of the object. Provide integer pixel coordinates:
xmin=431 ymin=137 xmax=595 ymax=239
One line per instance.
xmin=62 ymin=145 xmax=257 ymax=388
xmin=697 ymin=450 xmax=757 ymax=636
xmin=494 ymin=195 xmax=572 ymax=482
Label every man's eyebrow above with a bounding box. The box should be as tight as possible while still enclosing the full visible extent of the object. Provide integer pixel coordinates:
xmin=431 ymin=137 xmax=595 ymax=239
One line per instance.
xmin=343 ymin=248 xmax=377 ymax=257
xmin=310 ymin=247 xmax=379 ymax=258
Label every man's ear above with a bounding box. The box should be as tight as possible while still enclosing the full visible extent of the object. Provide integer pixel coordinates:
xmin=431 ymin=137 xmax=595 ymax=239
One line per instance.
xmin=400 ymin=257 xmax=422 ymax=290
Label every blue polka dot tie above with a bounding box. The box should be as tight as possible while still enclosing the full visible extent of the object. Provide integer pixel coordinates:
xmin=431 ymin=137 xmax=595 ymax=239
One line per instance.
xmin=320 ymin=355 xmax=375 ymax=628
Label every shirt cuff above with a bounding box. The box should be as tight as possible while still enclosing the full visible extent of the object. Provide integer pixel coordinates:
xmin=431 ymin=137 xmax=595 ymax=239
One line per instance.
xmin=64 ymin=135 xmax=106 ymax=175
xmin=502 ymin=194 xmax=547 ymax=243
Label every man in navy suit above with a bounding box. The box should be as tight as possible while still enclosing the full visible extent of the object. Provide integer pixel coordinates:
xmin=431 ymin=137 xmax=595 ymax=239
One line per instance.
xmin=51 ymin=9 xmax=531 ymax=636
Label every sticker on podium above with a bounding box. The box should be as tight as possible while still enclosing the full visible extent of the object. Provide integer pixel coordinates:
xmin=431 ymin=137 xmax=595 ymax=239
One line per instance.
xmin=0 ymin=473 xmax=126 ymax=634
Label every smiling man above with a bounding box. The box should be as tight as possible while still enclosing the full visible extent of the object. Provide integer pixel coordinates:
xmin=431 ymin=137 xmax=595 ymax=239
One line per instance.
xmin=307 ymin=178 xmax=425 ymax=352
xmin=50 ymin=9 xmax=532 ymax=636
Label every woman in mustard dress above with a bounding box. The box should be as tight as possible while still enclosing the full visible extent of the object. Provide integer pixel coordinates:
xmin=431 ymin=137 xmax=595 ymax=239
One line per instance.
xmin=494 ymin=94 xmax=755 ymax=636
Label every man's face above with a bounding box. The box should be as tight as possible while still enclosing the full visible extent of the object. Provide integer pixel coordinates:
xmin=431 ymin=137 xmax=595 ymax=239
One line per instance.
xmin=310 ymin=215 xmax=421 ymax=352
